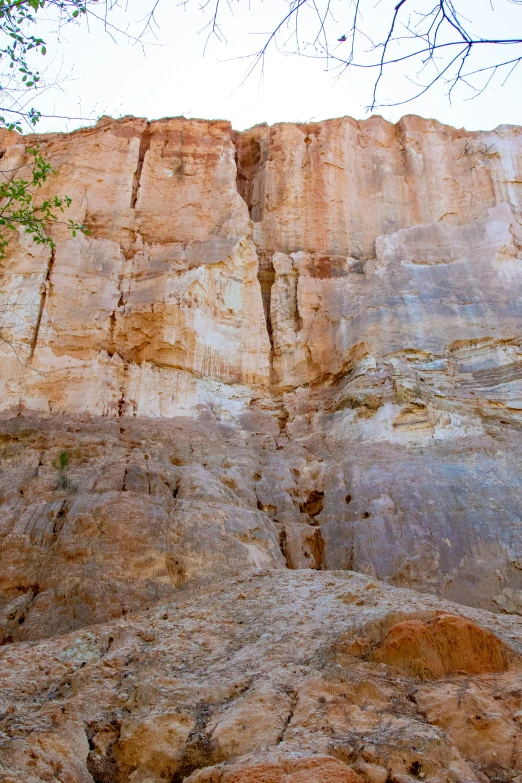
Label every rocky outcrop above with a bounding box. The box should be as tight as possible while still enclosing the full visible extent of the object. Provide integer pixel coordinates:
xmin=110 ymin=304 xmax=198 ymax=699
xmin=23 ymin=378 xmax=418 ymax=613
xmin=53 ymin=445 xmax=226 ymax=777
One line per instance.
xmin=3 ymin=571 xmax=522 ymax=783
xmin=367 ymin=613 xmax=510 ymax=679
xmin=0 ymin=117 xmax=271 ymax=419
xmin=1 ymin=410 xmax=522 ymax=645
xmin=1 ymin=116 xmax=522 ymax=621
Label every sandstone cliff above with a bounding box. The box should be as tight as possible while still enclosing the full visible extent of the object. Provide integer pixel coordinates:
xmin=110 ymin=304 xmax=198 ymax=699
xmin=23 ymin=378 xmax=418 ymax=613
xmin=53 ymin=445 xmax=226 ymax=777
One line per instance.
xmin=2 ymin=115 xmax=521 ymax=418
xmin=1 ymin=113 xmax=522 ymax=782
xmin=1 ymin=114 xmax=522 ymax=618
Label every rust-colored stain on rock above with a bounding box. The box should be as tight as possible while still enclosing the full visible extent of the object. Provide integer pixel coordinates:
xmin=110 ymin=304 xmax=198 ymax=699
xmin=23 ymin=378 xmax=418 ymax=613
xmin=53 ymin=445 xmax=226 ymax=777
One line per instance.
xmin=370 ymin=614 xmax=510 ymax=679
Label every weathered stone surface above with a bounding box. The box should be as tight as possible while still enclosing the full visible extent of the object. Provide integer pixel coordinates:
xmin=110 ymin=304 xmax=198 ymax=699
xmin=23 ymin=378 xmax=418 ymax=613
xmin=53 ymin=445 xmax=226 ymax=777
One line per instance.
xmin=3 ymin=412 xmax=522 ymax=641
xmin=0 ymin=416 xmax=292 ymax=643
xmin=0 ymin=117 xmax=271 ymax=419
xmin=2 ymin=114 xmax=522 ymax=422
xmin=2 ymin=570 xmax=522 ymax=783
xmin=186 ymin=755 xmax=366 ymax=782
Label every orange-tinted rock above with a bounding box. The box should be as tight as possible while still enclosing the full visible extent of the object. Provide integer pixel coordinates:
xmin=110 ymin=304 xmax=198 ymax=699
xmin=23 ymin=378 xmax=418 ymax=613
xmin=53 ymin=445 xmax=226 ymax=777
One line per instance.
xmin=370 ymin=613 xmax=509 ymax=679
xmin=2 ymin=114 xmax=522 ymax=418
xmin=188 ymin=755 xmax=364 ymax=783
xmin=415 ymin=682 xmax=519 ymax=771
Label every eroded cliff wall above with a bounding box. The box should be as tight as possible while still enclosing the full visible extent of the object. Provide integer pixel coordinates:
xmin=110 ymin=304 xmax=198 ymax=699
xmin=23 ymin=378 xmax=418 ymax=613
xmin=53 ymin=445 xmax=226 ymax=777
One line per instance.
xmin=2 ymin=114 xmax=521 ymax=419
xmin=1 ymin=114 xmax=522 ymax=638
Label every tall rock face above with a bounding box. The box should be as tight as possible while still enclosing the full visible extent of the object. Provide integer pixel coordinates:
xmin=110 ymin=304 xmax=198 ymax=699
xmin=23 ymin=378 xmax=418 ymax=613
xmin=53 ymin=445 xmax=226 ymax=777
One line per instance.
xmin=1 ymin=114 xmax=522 ymax=640
xmin=0 ymin=117 xmax=271 ymax=420
xmin=1 ymin=115 xmax=522 ymax=417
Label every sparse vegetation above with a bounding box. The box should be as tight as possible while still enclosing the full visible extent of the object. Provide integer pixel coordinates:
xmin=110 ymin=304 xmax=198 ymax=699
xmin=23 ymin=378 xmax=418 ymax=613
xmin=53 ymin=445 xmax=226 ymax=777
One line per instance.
xmin=52 ymin=449 xmax=70 ymax=489
xmin=0 ymin=1 xmax=96 ymax=260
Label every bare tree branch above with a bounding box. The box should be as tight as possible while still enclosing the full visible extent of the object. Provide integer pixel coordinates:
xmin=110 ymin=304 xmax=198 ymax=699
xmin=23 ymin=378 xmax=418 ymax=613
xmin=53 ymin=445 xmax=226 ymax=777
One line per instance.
xmin=184 ymin=0 xmax=522 ymax=109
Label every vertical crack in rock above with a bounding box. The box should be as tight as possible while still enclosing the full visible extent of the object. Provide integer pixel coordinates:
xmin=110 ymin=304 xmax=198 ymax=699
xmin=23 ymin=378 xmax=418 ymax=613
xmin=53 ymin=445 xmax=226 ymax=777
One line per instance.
xmin=258 ymin=255 xmax=276 ymax=385
xmin=170 ymin=703 xmax=215 ymax=783
xmin=51 ymin=500 xmax=67 ymax=545
xmin=176 ymin=125 xmax=185 ymax=176
xmin=276 ymin=688 xmax=298 ymax=744
xmin=117 ymin=392 xmax=125 ymax=418
xmin=130 ymin=123 xmax=152 ymax=209
xmin=258 ymin=258 xmax=275 ymax=350
xmin=278 ymin=526 xmax=289 ymax=567
xmin=234 ymin=133 xmax=262 ymax=222
xmin=109 ymin=251 xmax=127 ymax=360
xmin=116 ymin=361 xmax=129 ymax=418
xmin=232 ymin=129 xmax=276 ymax=377
xmin=109 ymin=310 xmax=117 ymax=354
xmin=29 ymin=244 xmax=56 ymax=360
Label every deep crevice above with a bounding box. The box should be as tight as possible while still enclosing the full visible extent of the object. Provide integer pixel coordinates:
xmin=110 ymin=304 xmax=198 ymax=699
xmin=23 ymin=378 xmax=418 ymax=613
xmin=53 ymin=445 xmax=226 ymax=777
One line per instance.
xmin=52 ymin=500 xmax=67 ymax=542
xmin=235 ymin=135 xmax=262 ymax=221
xmin=300 ymin=490 xmax=324 ymax=519
xmin=130 ymin=123 xmax=152 ymax=209
xmin=86 ymin=721 xmax=119 ymax=783
xmin=170 ymin=703 xmax=215 ymax=783
xmin=116 ymin=363 xmax=129 ymax=418
xmin=258 ymin=259 xmax=275 ymax=350
xmin=311 ymin=527 xmax=325 ymax=570
xmin=233 ymin=131 xmax=276 ymax=377
xmin=279 ymin=526 xmax=288 ymax=566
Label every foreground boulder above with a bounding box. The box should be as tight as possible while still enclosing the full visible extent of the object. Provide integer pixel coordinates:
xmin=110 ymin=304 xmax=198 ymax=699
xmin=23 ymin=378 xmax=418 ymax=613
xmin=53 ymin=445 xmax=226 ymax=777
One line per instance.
xmin=2 ymin=571 xmax=522 ymax=783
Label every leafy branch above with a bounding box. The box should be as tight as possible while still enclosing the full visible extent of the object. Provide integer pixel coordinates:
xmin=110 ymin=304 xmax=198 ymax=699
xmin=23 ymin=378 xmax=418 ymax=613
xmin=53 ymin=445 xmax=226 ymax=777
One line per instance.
xmin=0 ymin=146 xmax=87 ymax=258
xmin=0 ymin=1 xmax=159 ymax=262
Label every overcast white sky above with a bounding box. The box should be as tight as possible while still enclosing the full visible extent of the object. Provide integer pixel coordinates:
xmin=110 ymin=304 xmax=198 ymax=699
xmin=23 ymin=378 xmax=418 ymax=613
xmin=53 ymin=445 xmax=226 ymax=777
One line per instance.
xmin=30 ymin=0 xmax=522 ymax=134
